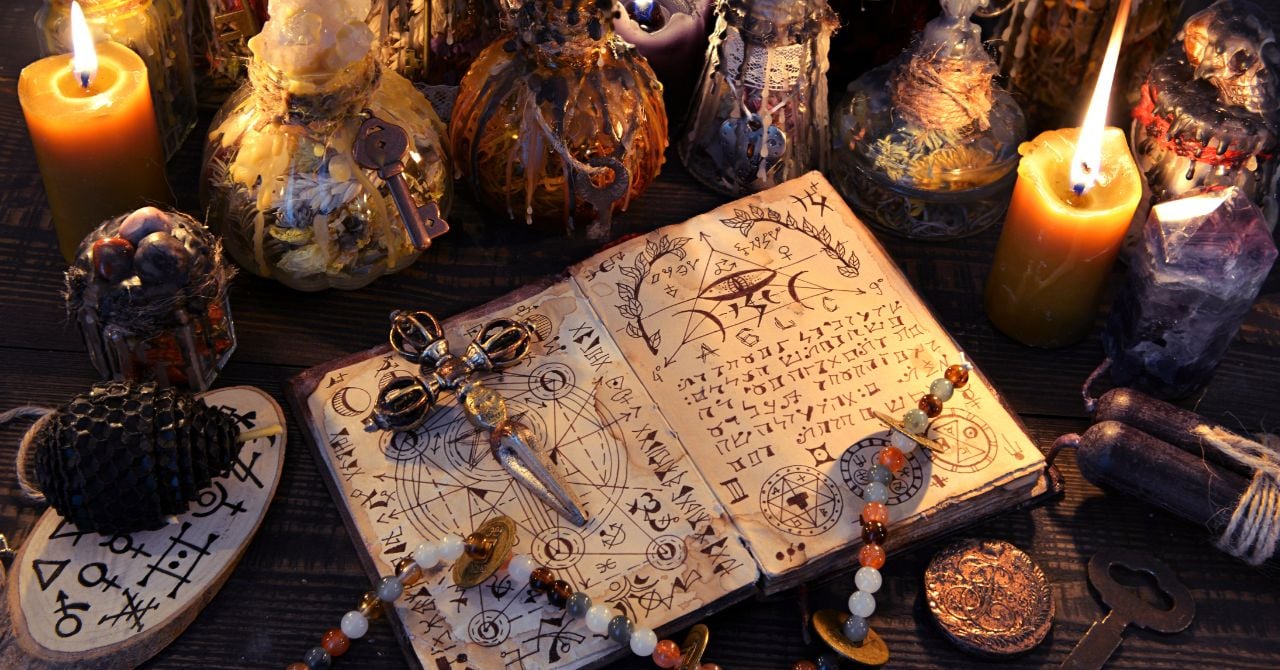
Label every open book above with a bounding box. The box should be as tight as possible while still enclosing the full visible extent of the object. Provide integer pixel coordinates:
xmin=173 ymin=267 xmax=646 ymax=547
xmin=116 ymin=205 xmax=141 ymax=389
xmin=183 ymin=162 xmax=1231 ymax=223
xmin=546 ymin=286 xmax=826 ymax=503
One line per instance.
xmin=288 ymin=173 xmax=1058 ymax=670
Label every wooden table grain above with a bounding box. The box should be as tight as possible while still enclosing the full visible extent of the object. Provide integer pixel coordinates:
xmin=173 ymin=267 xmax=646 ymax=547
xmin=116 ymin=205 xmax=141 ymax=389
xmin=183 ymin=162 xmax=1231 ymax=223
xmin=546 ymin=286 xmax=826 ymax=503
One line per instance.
xmin=1 ymin=3 xmax=1278 ymax=668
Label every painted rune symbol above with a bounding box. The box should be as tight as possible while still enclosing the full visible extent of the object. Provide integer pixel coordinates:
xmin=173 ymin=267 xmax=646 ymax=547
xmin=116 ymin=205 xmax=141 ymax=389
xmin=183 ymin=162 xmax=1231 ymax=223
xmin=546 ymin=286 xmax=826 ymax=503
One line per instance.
xmin=98 ymin=588 xmax=159 ymax=632
xmin=137 ymin=521 xmax=218 ymax=599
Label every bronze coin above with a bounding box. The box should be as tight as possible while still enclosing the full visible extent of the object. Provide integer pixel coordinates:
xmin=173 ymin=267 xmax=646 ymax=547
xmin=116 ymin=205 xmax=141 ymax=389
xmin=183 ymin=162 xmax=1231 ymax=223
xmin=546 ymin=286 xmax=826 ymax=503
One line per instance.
xmin=453 ymin=516 xmax=517 ymax=588
xmin=813 ymin=609 xmax=890 ymax=667
xmin=924 ymin=538 xmax=1053 ymax=657
xmin=677 ymin=624 xmax=710 ymax=670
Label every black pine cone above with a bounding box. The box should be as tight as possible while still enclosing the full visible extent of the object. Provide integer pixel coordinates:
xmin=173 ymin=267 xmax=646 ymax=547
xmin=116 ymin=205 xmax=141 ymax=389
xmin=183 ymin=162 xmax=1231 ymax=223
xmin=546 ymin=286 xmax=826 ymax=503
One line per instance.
xmin=32 ymin=381 xmax=242 ymax=534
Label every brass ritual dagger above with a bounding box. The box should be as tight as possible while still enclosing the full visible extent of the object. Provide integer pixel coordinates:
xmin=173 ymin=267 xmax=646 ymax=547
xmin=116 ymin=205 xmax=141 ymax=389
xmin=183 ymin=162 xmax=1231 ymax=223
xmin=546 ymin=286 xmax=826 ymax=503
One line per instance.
xmin=363 ymin=310 xmax=589 ymax=527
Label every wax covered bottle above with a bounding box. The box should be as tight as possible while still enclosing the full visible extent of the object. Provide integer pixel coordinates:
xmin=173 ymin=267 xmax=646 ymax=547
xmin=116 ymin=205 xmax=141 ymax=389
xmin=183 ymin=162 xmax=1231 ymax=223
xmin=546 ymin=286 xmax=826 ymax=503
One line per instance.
xmin=450 ymin=0 xmax=668 ymax=239
xmin=201 ymin=0 xmax=452 ymax=291
xmin=680 ymin=0 xmax=836 ymax=196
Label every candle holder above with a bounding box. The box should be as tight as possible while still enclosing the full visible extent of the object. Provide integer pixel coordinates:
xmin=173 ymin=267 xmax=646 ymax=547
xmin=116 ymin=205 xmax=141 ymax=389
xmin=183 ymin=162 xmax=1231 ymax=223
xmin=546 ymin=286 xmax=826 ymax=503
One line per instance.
xmin=1103 ymin=187 xmax=1277 ymax=398
xmin=37 ymin=0 xmax=198 ymax=159
xmin=66 ymin=207 xmax=237 ymax=391
xmin=830 ymin=0 xmax=1026 ymax=241
xmin=994 ymin=0 xmax=1182 ymax=134
xmin=448 ymin=0 xmax=668 ymax=239
xmin=1131 ymin=0 xmax=1280 ymax=236
xmin=201 ymin=0 xmax=453 ymax=291
xmin=680 ymin=0 xmax=837 ymax=196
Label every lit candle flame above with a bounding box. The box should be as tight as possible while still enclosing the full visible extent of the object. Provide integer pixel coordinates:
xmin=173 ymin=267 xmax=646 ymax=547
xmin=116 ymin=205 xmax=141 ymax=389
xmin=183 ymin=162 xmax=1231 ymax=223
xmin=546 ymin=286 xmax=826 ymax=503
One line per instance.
xmin=69 ymin=1 xmax=98 ymax=90
xmin=634 ymin=0 xmax=655 ymax=22
xmin=1070 ymin=0 xmax=1131 ymax=196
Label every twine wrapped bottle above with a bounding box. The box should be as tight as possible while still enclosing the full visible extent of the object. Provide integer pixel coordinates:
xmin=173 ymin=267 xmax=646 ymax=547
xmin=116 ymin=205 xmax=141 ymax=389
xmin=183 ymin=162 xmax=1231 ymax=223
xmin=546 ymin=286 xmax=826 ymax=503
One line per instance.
xmin=680 ymin=0 xmax=836 ymax=196
xmin=200 ymin=0 xmax=452 ymax=291
xmin=449 ymin=0 xmax=668 ymax=239
xmin=830 ymin=0 xmax=1025 ymax=240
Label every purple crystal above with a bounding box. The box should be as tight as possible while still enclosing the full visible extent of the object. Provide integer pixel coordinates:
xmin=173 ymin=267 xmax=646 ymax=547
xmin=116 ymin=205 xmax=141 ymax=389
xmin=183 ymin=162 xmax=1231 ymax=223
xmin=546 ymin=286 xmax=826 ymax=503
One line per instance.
xmin=1105 ymin=187 xmax=1277 ymax=398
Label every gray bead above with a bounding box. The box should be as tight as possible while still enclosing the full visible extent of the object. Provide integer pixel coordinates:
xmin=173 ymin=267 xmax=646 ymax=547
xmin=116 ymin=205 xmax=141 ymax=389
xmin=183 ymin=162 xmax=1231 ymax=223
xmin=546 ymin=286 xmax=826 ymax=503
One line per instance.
xmin=863 ymin=481 xmax=889 ymax=504
xmin=817 ymin=652 xmax=843 ymax=670
xmin=303 ymin=646 xmax=332 ymax=670
xmin=843 ymin=614 xmax=869 ymax=643
xmin=376 ymin=575 xmax=404 ymax=602
xmin=869 ymin=463 xmax=893 ymax=484
xmin=567 ymin=592 xmax=592 ymax=618
xmin=608 ymin=614 xmax=633 ymax=644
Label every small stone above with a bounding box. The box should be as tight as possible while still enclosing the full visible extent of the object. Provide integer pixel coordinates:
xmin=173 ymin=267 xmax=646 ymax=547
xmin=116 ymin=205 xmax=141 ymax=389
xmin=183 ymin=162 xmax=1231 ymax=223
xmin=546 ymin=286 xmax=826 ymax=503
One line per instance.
xmin=848 ymin=590 xmax=876 ymax=618
xmin=868 ymin=463 xmax=893 ymax=485
xmin=861 ymin=501 xmax=888 ymax=525
xmin=608 ymin=614 xmax=633 ymax=643
xmin=508 ymin=554 xmax=536 ymax=585
xmin=945 ymin=364 xmax=969 ymax=389
xmin=376 ymin=575 xmax=404 ymax=602
xmin=357 ymin=592 xmax=383 ymax=619
xmin=630 ymin=627 xmax=658 ymax=655
xmin=549 ymin=580 xmax=573 ymax=608
xmin=586 ymin=603 xmax=613 ymax=634
xmin=529 ymin=567 xmax=555 ymax=593
xmin=340 ymin=611 xmax=369 ymax=639
xmin=855 ymin=566 xmax=882 ymax=593
xmin=394 ymin=557 xmax=423 ymax=586
xmin=566 ymin=592 xmax=592 ymax=618
xmin=437 ymin=533 xmax=465 ymax=561
xmin=91 ymin=237 xmax=134 ymax=282
xmin=134 ymin=231 xmax=190 ymax=287
xmin=863 ymin=481 xmax=889 ymax=504
xmin=303 ymin=646 xmax=331 ymax=670
xmin=919 ymin=394 xmax=943 ymax=417
xmin=859 ymin=543 xmax=886 ymax=569
xmin=843 ymin=614 xmax=870 ymax=643
xmin=321 ymin=629 xmax=350 ymax=657
xmin=861 ymin=520 xmax=887 ymax=545
xmin=464 ymin=532 xmax=493 ymax=560
xmin=876 ymin=447 xmax=906 ymax=473
xmin=413 ymin=540 xmax=440 ymax=569
xmin=903 ymin=408 xmax=928 ymax=434
xmin=653 ymin=639 xmax=682 ymax=668
xmin=119 ymin=206 xmax=172 ymax=245
xmin=930 ymin=378 xmax=955 ymax=401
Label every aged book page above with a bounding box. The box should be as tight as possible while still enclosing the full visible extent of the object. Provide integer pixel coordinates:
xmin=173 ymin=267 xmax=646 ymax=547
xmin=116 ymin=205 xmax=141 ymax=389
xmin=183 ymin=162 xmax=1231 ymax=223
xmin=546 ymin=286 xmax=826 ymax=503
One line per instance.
xmin=570 ymin=173 xmax=1047 ymax=582
xmin=301 ymin=279 xmax=758 ymax=670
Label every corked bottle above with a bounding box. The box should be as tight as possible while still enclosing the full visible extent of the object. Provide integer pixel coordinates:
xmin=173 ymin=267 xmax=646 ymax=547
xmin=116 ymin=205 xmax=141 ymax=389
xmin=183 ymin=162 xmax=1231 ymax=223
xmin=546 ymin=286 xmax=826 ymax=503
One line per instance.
xmin=449 ymin=0 xmax=668 ymax=239
xmin=680 ymin=0 xmax=836 ymax=196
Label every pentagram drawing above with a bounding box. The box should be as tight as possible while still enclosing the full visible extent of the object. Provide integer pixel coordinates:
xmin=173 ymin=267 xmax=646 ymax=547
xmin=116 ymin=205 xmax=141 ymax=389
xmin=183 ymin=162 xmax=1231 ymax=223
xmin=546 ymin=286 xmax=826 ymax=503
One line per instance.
xmin=759 ymin=465 xmax=843 ymax=536
xmin=927 ymin=408 xmax=998 ymax=474
xmin=839 ymin=436 xmax=925 ymax=506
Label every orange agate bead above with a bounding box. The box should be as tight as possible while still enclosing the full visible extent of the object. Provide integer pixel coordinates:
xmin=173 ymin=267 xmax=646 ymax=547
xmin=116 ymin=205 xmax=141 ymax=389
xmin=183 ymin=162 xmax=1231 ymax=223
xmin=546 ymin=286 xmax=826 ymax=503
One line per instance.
xmin=286 ymin=664 xmax=308 ymax=670
xmin=653 ymin=639 xmax=683 ymax=668
xmin=861 ymin=501 xmax=889 ymax=525
xmin=876 ymin=447 xmax=905 ymax=473
xmin=792 ymin=662 xmax=818 ymax=670
xmin=859 ymin=543 xmax=886 ymax=569
xmin=945 ymin=364 xmax=969 ymax=388
xmin=321 ymin=628 xmax=350 ymax=657
xmin=918 ymin=393 xmax=943 ymax=417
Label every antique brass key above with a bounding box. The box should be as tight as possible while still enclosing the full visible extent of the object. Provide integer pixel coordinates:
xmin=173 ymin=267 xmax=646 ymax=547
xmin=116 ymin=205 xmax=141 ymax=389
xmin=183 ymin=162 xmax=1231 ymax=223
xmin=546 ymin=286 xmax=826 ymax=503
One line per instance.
xmin=353 ymin=114 xmax=449 ymax=250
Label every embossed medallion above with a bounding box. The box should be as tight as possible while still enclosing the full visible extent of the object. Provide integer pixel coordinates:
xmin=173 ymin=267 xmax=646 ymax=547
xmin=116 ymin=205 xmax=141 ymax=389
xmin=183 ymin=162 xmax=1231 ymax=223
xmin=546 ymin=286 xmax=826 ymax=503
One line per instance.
xmin=813 ymin=609 xmax=890 ymax=666
xmin=924 ymin=539 xmax=1053 ymax=657
xmin=453 ymin=516 xmax=517 ymax=588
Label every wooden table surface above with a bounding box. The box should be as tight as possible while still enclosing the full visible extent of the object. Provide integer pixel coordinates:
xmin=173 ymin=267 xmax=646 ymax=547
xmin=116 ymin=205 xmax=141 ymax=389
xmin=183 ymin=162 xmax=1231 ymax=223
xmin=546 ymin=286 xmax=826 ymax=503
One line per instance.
xmin=2 ymin=3 xmax=1279 ymax=668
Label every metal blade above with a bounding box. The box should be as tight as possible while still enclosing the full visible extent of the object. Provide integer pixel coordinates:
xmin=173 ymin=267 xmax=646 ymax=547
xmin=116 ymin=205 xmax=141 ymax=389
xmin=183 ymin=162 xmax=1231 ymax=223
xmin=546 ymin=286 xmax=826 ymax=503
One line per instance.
xmin=491 ymin=422 xmax=588 ymax=527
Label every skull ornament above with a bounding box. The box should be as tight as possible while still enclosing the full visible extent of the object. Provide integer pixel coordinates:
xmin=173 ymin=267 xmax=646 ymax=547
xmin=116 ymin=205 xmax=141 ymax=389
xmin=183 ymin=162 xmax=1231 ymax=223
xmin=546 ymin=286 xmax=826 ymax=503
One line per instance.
xmin=1181 ymin=0 xmax=1279 ymax=115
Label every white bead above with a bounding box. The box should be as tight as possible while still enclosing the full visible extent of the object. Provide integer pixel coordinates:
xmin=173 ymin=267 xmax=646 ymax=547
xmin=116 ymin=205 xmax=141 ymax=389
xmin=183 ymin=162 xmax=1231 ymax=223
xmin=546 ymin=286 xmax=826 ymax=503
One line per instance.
xmin=341 ymin=611 xmax=369 ymax=639
xmin=413 ymin=541 xmax=440 ymax=569
xmin=848 ymin=590 xmax=876 ymax=618
xmin=438 ymin=533 xmax=465 ymax=562
xmin=855 ymin=567 xmax=882 ymax=594
xmin=508 ymin=555 xmax=537 ymax=585
xmin=630 ymin=627 xmax=658 ymax=656
xmin=586 ymin=604 xmax=614 ymax=634
xmin=891 ymin=430 xmax=918 ymax=454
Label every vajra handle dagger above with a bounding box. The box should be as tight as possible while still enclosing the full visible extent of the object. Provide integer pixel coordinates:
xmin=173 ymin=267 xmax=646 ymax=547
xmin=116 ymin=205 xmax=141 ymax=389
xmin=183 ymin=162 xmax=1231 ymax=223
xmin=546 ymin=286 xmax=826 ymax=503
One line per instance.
xmin=363 ymin=310 xmax=589 ymax=527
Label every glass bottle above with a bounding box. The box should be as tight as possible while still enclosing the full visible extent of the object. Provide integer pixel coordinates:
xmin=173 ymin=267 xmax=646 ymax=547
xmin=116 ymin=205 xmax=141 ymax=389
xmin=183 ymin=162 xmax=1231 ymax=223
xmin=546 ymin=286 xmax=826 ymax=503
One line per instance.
xmin=188 ymin=0 xmax=265 ymax=101
xmin=680 ymin=0 xmax=837 ymax=196
xmin=449 ymin=0 xmax=669 ymax=239
xmin=201 ymin=0 xmax=453 ymax=291
xmin=365 ymin=0 xmax=499 ymax=93
xmin=830 ymin=0 xmax=1026 ymax=240
xmin=37 ymin=0 xmax=198 ymax=159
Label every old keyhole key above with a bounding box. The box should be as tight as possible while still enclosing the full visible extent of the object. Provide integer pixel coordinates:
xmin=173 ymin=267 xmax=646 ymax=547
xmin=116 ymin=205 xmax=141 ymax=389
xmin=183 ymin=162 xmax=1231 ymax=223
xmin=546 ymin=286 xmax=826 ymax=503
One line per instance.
xmin=353 ymin=114 xmax=449 ymax=250
xmin=1060 ymin=549 xmax=1195 ymax=670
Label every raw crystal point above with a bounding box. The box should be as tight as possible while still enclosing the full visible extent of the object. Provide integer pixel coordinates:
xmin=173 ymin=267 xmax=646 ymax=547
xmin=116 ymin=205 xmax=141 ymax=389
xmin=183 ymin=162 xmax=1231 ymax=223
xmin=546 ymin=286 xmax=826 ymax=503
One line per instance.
xmin=1105 ymin=187 xmax=1278 ymax=398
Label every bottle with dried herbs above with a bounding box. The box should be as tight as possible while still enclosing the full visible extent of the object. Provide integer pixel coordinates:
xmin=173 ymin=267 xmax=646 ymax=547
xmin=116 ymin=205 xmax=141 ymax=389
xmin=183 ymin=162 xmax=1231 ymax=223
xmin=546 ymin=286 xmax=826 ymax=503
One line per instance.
xmin=831 ymin=0 xmax=1026 ymax=240
xmin=37 ymin=0 xmax=198 ymax=158
xmin=365 ymin=0 xmax=499 ymax=94
xmin=201 ymin=0 xmax=452 ymax=291
xmin=449 ymin=0 xmax=668 ymax=239
xmin=680 ymin=0 xmax=837 ymax=196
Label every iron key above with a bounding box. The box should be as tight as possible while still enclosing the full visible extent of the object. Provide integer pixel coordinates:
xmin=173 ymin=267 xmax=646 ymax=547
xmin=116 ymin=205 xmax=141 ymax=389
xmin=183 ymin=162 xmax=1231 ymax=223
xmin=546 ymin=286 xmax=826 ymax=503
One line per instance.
xmin=353 ymin=114 xmax=449 ymax=250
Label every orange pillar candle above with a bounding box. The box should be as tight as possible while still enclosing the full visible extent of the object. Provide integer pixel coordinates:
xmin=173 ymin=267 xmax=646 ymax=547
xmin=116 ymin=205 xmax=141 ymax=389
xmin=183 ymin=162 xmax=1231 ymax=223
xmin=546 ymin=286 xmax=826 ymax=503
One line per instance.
xmin=984 ymin=127 xmax=1141 ymax=347
xmin=18 ymin=3 xmax=172 ymax=261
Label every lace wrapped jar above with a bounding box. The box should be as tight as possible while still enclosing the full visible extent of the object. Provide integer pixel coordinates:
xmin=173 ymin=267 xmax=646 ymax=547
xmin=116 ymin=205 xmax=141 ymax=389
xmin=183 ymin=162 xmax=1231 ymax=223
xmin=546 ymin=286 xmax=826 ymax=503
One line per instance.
xmin=449 ymin=0 xmax=668 ymax=239
xmin=680 ymin=0 xmax=836 ymax=196
xmin=201 ymin=0 xmax=452 ymax=291
xmin=831 ymin=0 xmax=1026 ymax=240
xmin=37 ymin=0 xmax=198 ymax=158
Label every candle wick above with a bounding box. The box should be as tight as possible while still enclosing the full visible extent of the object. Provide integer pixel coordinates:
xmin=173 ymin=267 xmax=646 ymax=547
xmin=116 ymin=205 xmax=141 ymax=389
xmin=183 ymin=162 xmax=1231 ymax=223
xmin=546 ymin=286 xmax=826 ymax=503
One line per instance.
xmin=78 ymin=71 xmax=92 ymax=89
xmin=1072 ymin=162 xmax=1094 ymax=196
